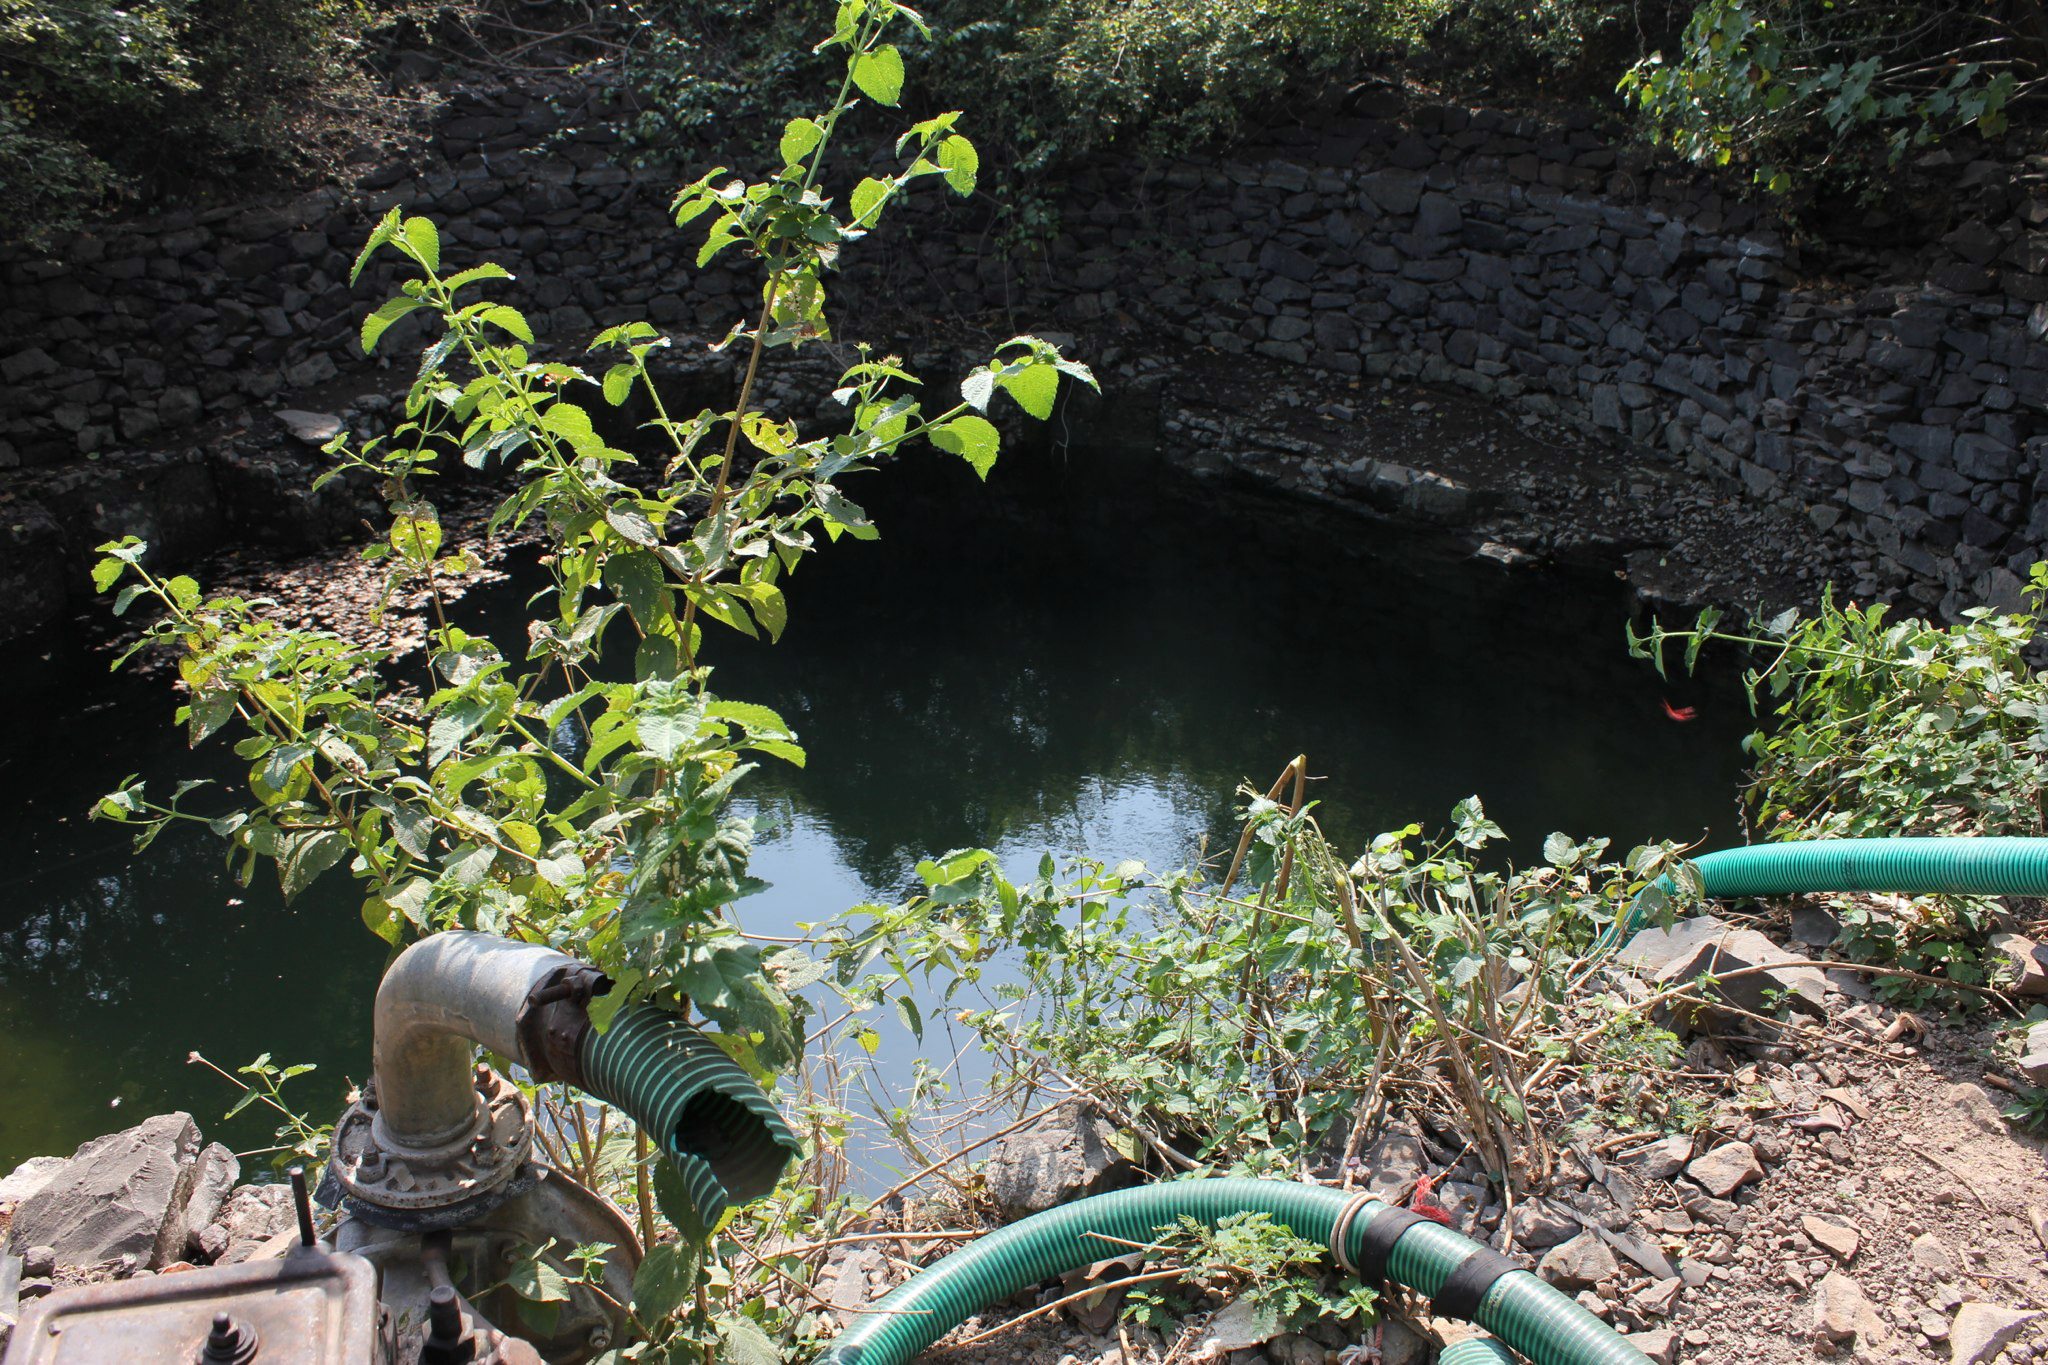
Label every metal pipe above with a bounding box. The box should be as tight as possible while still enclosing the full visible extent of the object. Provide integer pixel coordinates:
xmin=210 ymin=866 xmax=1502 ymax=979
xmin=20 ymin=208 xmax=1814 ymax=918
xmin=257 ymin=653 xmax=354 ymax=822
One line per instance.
xmin=370 ymin=931 xmax=575 ymax=1153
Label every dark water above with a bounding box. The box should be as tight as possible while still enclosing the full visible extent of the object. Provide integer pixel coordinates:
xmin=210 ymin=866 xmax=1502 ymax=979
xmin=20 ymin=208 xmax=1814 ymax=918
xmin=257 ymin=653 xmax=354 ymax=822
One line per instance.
xmin=0 ymin=449 xmax=1751 ymax=1175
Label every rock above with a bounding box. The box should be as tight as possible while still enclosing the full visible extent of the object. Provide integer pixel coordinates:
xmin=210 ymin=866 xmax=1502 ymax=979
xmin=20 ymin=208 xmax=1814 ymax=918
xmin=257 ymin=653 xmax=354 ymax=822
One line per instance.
xmin=1992 ymin=933 xmax=2048 ymax=996
xmin=1506 ymin=1197 xmax=1581 ymax=1250
xmin=1950 ymin=1305 xmax=2038 ymax=1365
xmin=10 ymin=1113 xmax=202 ymax=1270
xmin=1194 ymin=1292 xmax=1287 ymax=1354
xmin=1813 ymin=1271 xmax=1883 ymax=1344
xmin=0 ymin=1156 xmax=70 ymax=1207
xmin=1537 ymin=1232 xmax=1619 ymax=1290
xmin=1633 ymin=1275 xmax=1683 ymax=1316
xmin=1789 ymin=904 xmax=1839 ymax=948
xmin=178 ymin=1144 xmax=240 ymax=1258
xmin=815 ymin=1245 xmax=891 ymax=1327
xmin=1617 ymin=915 xmax=1827 ymax=1022
xmin=980 ymin=1102 xmax=1136 ymax=1220
xmin=1800 ymin=1213 xmax=1859 ymax=1263
xmin=1684 ymin=1142 xmax=1763 ymax=1199
xmin=1631 ymin=1135 xmax=1693 ymax=1181
xmin=274 ymin=409 xmax=344 ymax=445
xmin=209 ymin=1184 xmax=297 ymax=1264
xmin=1360 ymin=1132 xmax=1427 ymax=1200
xmin=20 ymin=1245 xmax=56 ymax=1278
xmin=1910 ymin=1232 xmax=1960 ymax=1278
xmin=1623 ymin=1327 xmax=1679 ymax=1364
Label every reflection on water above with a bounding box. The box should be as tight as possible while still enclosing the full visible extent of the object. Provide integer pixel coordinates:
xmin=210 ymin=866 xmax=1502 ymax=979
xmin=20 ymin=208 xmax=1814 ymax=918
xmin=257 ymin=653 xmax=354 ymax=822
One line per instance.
xmin=0 ymin=454 xmax=1749 ymax=1175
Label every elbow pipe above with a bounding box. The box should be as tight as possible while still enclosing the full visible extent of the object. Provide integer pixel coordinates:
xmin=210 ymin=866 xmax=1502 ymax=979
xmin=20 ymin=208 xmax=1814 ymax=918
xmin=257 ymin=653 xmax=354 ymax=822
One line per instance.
xmin=351 ymin=931 xmax=800 ymax=1230
xmin=819 ymin=1179 xmax=1651 ymax=1365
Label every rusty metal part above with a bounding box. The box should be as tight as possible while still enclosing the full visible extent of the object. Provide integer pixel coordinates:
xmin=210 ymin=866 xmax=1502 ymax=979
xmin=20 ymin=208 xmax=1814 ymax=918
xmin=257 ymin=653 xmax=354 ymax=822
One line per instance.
xmin=1 ymin=1245 xmax=388 ymax=1365
xmin=330 ymin=1064 xmax=535 ymax=1221
xmin=336 ymin=1166 xmax=638 ymax=1365
xmin=197 ymin=1311 xmax=260 ymax=1364
xmin=512 ymin=961 xmax=609 ymax=1088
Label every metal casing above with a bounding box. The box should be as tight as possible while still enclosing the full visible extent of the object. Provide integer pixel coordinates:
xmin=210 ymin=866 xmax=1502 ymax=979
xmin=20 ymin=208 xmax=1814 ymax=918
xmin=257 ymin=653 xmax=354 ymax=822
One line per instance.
xmin=2 ymin=1246 xmax=387 ymax=1364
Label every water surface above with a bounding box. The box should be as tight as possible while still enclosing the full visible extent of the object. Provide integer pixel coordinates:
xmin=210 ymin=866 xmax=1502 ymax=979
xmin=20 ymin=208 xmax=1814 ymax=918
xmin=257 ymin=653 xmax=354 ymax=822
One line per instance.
xmin=0 ymin=453 xmax=1750 ymax=1175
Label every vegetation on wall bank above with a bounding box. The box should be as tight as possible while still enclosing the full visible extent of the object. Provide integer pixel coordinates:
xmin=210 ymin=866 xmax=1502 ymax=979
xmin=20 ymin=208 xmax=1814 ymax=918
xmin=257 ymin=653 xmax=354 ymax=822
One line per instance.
xmin=6 ymin=0 xmax=2045 ymax=244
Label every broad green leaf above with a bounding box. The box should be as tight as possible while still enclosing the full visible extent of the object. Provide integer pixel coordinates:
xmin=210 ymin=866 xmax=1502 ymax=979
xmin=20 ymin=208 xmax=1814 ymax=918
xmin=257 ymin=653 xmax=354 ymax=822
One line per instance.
xmin=720 ymin=1317 xmax=781 ymax=1365
xmin=279 ymin=829 xmax=348 ymax=902
xmin=998 ymin=363 xmax=1059 ymax=419
xmin=631 ymin=1241 xmax=697 ymax=1323
xmin=850 ymin=176 xmax=891 ymax=228
xmin=606 ymin=544 xmax=671 ymax=630
xmin=601 ymin=363 xmax=635 ymax=407
xmin=851 ymin=44 xmax=905 ymax=106
xmin=402 ymin=216 xmax=441 ymax=272
xmin=481 ymin=305 xmax=534 ymax=343
xmin=929 ymin=414 xmax=999 ymax=478
xmin=960 ymin=369 xmax=995 ymax=412
xmin=361 ymin=296 xmax=424 ymax=354
xmin=937 ymin=134 xmax=979 ymax=196
xmin=780 ymin=116 xmax=825 ymax=166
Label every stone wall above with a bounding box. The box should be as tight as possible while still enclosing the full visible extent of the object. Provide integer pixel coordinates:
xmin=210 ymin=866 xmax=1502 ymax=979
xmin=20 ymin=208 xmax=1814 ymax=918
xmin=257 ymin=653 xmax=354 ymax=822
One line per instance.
xmin=5 ymin=76 xmax=2048 ymax=635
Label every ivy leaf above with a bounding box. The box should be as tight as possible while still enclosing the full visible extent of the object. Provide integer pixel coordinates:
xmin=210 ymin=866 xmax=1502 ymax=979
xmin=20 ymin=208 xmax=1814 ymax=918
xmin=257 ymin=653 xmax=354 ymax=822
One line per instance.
xmin=851 ymin=44 xmax=905 ymax=106
xmin=929 ymin=414 xmax=999 ymax=479
xmin=780 ymin=116 xmax=825 ymax=166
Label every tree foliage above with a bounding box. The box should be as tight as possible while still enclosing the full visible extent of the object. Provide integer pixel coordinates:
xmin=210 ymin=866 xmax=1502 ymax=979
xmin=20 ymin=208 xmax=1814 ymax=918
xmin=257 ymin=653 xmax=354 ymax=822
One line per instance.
xmin=0 ymin=0 xmax=426 ymax=243
xmin=1621 ymin=0 xmax=2042 ymax=197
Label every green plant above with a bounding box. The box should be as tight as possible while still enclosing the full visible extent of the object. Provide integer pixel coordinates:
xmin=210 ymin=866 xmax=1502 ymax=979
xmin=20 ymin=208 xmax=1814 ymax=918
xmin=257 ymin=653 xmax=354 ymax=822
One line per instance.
xmin=0 ymin=0 xmax=426 ymax=243
xmin=1632 ymin=571 xmax=2048 ymax=842
xmin=1620 ymin=0 xmax=2036 ymax=197
xmin=188 ymin=1049 xmax=334 ymax=1169
xmin=1121 ymin=1211 xmax=1377 ymax=1340
xmin=93 ymin=2 xmax=1090 ymax=1353
xmin=1630 ymin=570 xmax=2048 ymax=1010
xmin=839 ymin=767 xmax=1697 ymax=1197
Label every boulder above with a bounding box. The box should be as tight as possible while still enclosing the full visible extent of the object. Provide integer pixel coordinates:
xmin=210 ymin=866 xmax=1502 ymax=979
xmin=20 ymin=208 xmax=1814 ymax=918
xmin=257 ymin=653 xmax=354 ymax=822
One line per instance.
xmin=0 ymin=1156 xmax=71 ymax=1207
xmin=980 ymin=1102 xmax=1136 ymax=1221
xmin=10 ymin=1113 xmax=202 ymax=1270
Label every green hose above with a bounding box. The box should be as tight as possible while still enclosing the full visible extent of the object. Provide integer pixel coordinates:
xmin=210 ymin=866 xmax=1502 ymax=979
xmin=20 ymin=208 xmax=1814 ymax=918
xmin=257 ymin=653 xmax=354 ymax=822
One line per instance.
xmin=1615 ymin=836 xmax=2048 ymax=944
xmin=1442 ymin=1338 xmax=1520 ymax=1365
xmin=1689 ymin=837 xmax=2048 ymax=899
xmin=577 ymin=1004 xmax=802 ymax=1231
xmin=817 ymin=1179 xmax=1648 ymax=1365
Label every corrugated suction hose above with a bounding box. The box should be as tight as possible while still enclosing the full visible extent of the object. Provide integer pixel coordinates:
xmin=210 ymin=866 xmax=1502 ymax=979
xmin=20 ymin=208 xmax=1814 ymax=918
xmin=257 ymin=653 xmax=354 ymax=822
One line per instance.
xmin=818 ymin=1179 xmax=1650 ymax=1365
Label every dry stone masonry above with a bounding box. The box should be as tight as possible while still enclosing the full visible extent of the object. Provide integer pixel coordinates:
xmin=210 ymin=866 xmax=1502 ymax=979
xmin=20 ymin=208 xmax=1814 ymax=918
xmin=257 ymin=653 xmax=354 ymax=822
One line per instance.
xmin=5 ymin=77 xmax=2048 ymax=637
